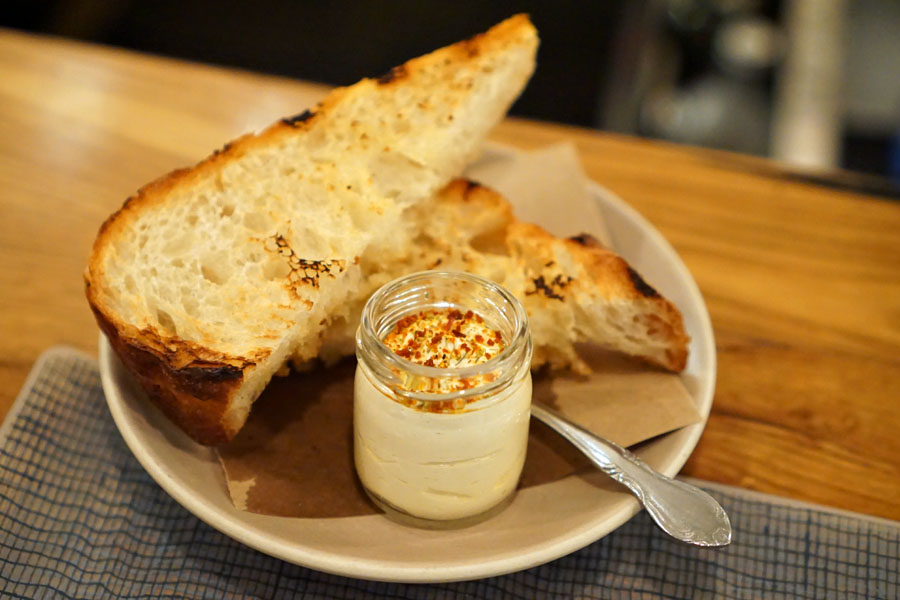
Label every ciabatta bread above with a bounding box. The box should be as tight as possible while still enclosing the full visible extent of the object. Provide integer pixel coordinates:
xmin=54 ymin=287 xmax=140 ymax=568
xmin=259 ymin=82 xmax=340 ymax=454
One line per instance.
xmin=85 ymin=16 xmax=539 ymax=445
xmin=317 ymin=179 xmax=690 ymax=373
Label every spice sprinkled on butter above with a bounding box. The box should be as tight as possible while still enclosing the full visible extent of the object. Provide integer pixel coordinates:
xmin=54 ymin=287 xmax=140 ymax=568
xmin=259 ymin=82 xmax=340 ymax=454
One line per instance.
xmin=355 ymin=271 xmax=533 ymax=521
xmin=384 ymin=309 xmax=505 ymax=368
xmin=381 ymin=308 xmax=507 ymax=402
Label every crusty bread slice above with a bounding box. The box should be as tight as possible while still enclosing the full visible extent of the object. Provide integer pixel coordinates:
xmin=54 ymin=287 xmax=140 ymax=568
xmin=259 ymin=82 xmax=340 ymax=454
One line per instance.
xmin=317 ymin=179 xmax=690 ymax=373
xmin=85 ymin=16 xmax=538 ymax=445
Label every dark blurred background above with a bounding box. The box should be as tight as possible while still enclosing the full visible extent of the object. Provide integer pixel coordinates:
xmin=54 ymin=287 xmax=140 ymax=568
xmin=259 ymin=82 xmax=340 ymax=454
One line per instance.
xmin=4 ymin=0 xmax=900 ymax=183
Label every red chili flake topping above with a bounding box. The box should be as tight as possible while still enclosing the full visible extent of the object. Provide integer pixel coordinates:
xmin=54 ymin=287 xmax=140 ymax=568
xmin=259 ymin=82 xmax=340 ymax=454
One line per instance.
xmin=381 ymin=307 xmax=510 ymax=402
xmin=382 ymin=308 xmax=507 ymax=376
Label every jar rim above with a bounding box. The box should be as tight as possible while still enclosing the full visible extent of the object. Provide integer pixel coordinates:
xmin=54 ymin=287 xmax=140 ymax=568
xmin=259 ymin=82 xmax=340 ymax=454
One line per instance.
xmin=356 ymin=270 xmax=532 ymax=402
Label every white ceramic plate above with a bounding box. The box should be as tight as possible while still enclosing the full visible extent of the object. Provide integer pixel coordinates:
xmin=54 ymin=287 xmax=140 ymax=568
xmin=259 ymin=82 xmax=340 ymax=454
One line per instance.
xmin=99 ymin=146 xmax=716 ymax=583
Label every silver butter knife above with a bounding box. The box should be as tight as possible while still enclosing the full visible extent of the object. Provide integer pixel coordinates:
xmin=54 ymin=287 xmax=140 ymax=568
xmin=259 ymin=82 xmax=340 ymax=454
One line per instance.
xmin=531 ymin=402 xmax=732 ymax=547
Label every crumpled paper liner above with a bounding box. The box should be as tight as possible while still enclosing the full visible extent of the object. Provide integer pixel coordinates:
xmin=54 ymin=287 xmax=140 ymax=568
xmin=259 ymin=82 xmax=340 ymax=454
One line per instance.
xmin=217 ymin=144 xmax=701 ymax=519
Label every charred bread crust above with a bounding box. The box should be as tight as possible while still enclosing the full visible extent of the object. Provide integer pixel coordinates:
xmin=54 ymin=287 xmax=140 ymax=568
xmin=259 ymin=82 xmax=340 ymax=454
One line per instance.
xmin=85 ymin=206 xmax=262 ymax=445
xmin=562 ymin=232 xmax=690 ymax=371
xmin=87 ymin=281 xmax=261 ymax=446
xmin=506 ymin=222 xmax=689 ymax=372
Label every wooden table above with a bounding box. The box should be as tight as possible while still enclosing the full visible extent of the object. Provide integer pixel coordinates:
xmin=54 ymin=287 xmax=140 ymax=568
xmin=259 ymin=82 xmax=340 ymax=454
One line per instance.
xmin=2 ymin=29 xmax=898 ymax=521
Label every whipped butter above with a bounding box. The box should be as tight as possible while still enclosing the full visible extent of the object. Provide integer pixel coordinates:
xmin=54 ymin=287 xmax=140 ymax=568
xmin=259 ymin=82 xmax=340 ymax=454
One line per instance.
xmin=354 ymin=271 xmax=532 ymax=523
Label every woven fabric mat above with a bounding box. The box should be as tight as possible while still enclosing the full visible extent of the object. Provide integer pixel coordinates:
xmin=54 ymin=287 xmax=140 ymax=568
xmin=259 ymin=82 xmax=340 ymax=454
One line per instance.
xmin=1 ymin=347 xmax=898 ymax=599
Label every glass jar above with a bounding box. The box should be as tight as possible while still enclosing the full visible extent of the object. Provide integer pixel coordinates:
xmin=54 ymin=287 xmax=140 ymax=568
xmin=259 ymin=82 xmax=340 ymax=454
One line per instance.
xmin=354 ymin=271 xmax=532 ymax=526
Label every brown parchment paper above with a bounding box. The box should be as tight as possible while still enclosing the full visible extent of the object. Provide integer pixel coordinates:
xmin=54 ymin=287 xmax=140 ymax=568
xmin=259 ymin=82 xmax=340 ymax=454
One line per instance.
xmin=217 ymin=144 xmax=701 ymax=519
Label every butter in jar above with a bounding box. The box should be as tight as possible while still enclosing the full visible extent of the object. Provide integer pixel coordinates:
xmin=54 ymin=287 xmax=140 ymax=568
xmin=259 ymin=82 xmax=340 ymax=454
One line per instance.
xmin=354 ymin=271 xmax=532 ymax=525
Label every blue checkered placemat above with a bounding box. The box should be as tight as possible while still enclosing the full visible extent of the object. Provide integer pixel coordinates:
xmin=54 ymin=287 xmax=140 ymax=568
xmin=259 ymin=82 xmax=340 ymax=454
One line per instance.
xmin=1 ymin=348 xmax=898 ymax=599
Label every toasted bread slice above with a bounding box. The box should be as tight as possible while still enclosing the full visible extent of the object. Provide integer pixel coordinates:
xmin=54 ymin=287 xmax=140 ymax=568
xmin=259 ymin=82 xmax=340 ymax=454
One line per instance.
xmin=86 ymin=16 xmax=538 ymax=445
xmin=317 ymin=179 xmax=690 ymax=373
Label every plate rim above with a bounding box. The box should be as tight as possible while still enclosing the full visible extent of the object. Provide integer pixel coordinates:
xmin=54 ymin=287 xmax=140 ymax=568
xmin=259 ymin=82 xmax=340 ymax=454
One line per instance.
xmin=99 ymin=142 xmax=716 ymax=582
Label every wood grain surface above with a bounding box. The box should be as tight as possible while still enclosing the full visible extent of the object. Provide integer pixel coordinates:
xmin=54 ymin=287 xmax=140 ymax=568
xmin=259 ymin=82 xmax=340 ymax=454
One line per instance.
xmin=1 ymin=29 xmax=898 ymax=520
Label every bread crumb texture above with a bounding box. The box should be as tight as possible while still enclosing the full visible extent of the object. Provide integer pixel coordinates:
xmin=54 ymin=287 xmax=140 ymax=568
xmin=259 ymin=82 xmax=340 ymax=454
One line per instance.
xmin=85 ymin=15 xmax=540 ymax=444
